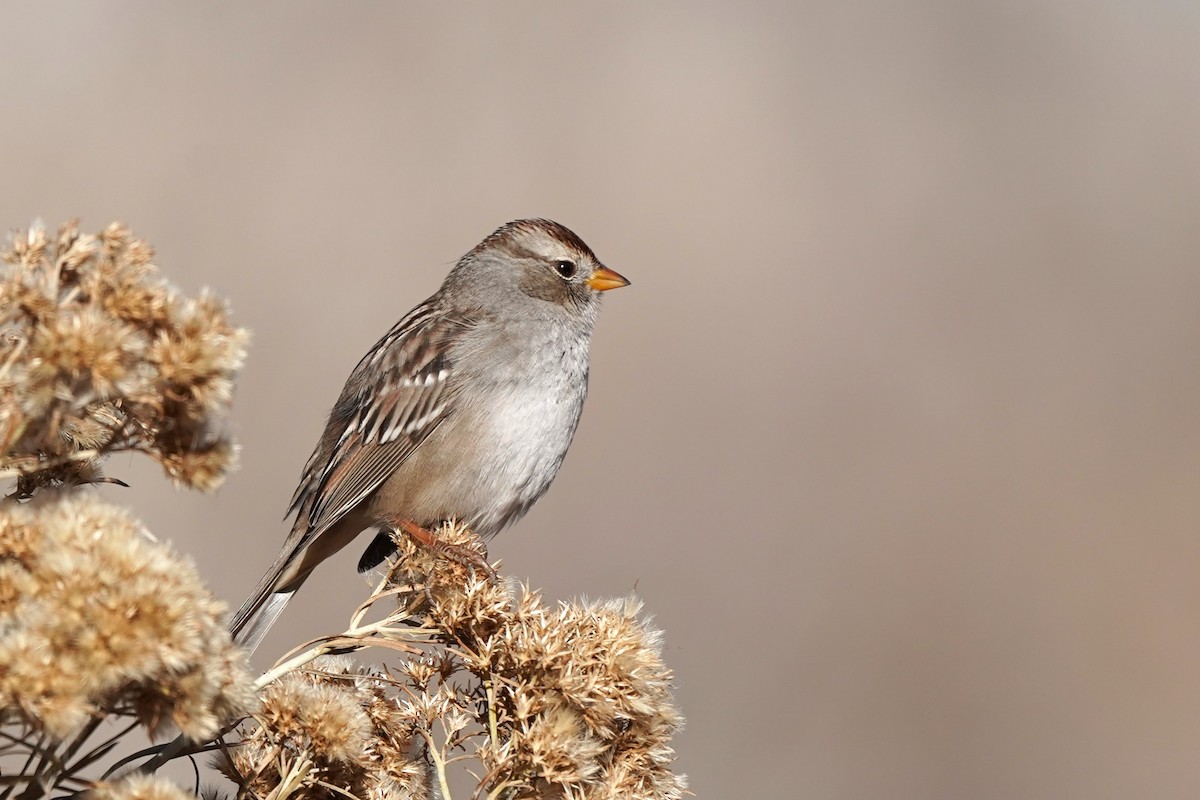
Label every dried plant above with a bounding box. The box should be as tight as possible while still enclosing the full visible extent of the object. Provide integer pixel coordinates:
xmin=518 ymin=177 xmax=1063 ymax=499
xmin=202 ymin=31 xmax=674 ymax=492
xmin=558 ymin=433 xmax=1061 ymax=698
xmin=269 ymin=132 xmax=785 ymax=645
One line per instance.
xmin=88 ymin=773 xmax=200 ymax=800
xmin=0 ymin=221 xmax=685 ymax=800
xmin=0 ymin=489 xmax=256 ymax=799
xmin=224 ymin=525 xmax=687 ymax=800
xmin=0 ymin=220 xmax=254 ymax=800
xmin=0 ymin=219 xmax=247 ymax=496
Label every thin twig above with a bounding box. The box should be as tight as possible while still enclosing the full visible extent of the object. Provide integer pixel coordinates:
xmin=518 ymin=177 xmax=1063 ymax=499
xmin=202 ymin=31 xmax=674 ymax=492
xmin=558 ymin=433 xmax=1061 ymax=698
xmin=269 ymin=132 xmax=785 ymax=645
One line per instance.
xmin=311 ymin=781 xmax=360 ymax=800
xmin=258 ymin=628 xmax=423 ymax=691
xmin=63 ymin=720 xmax=138 ymax=776
xmin=186 ymin=753 xmax=200 ymax=796
xmin=55 ymin=716 xmax=105 ymax=772
xmin=420 ymin=729 xmax=453 ymax=800
xmin=0 ymin=728 xmax=44 ymax=800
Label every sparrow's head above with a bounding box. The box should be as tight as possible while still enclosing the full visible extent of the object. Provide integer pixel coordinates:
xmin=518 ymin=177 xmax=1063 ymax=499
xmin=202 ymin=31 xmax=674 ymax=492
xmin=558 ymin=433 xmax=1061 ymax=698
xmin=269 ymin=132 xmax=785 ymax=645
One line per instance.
xmin=446 ymin=219 xmax=628 ymax=318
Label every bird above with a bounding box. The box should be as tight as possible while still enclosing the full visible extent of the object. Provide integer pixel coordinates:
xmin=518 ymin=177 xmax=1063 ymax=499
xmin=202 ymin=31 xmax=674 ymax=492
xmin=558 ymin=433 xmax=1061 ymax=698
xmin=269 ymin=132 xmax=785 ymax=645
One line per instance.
xmin=229 ymin=219 xmax=629 ymax=653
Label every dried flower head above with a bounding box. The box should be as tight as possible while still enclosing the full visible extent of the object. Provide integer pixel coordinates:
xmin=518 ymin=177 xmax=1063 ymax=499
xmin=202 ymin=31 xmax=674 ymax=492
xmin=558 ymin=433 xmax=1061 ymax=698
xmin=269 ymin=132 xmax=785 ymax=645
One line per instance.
xmin=0 ymin=220 xmax=248 ymax=494
xmin=0 ymin=489 xmax=256 ymax=741
xmin=228 ymin=656 xmax=433 ymax=800
xmin=232 ymin=523 xmax=686 ymax=800
xmin=89 ymin=774 xmax=196 ymax=800
xmin=472 ymin=593 xmax=686 ymax=800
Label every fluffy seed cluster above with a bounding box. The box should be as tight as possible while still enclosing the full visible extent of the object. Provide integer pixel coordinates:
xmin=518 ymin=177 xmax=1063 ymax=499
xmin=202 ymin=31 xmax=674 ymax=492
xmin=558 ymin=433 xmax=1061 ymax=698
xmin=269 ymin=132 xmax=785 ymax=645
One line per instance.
xmin=0 ymin=489 xmax=256 ymax=741
xmin=477 ymin=593 xmax=684 ymax=799
xmin=89 ymin=774 xmax=198 ymax=800
xmin=227 ymin=656 xmax=433 ymax=800
xmin=233 ymin=523 xmax=686 ymax=800
xmin=0 ymin=220 xmax=248 ymax=494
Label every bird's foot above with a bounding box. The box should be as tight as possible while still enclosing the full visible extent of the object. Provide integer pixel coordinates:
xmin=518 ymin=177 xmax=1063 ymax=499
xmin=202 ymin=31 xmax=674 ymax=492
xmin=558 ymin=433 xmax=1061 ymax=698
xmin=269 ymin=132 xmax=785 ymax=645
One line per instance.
xmin=392 ymin=518 xmax=497 ymax=583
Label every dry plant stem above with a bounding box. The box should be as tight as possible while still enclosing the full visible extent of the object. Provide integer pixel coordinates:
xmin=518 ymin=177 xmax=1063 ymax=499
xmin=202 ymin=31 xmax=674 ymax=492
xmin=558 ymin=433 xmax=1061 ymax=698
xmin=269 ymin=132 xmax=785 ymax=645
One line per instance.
xmin=271 ymin=753 xmax=311 ymax=800
xmin=56 ymin=715 xmax=105 ymax=769
xmin=480 ymin=779 xmax=520 ymax=800
xmin=233 ymin=743 xmax=282 ymax=800
xmin=419 ymin=729 xmax=453 ymax=800
xmin=16 ymin=728 xmax=77 ymax=800
xmin=62 ymin=719 xmax=138 ymax=779
xmin=101 ymin=729 xmax=195 ymax=781
xmin=484 ymin=676 xmax=500 ymax=751
xmin=311 ymin=781 xmax=359 ymax=800
xmin=0 ymin=730 xmax=44 ymax=796
xmin=16 ymin=753 xmax=61 ymax=800
xmin=254 ymin=628 xmax=424 ymax=693
xmin=0 ymin=336 xmax=27 ymax=379
xmin=256 ymin=573 xmax=418 ymax=689
xmin=133 ymin=724 xmax=231 ymax=777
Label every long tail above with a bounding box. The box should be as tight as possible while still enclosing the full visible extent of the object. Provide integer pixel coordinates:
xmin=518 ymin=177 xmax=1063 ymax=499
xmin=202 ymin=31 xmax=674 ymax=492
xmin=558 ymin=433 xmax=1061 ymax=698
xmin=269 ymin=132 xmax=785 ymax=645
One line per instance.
xmin=228 ymin=547 xmax=309 ymax=655
xmin=229 ymin=586 xmax=303 ymax=655
xmin=230 ymin=512 xmax=370 ymax=653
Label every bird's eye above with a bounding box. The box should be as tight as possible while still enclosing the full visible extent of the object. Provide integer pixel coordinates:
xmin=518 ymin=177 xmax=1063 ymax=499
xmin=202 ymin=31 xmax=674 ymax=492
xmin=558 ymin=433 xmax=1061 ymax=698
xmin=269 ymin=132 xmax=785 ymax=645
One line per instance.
xmin=553 ymin=259 xmax=577 ymax=279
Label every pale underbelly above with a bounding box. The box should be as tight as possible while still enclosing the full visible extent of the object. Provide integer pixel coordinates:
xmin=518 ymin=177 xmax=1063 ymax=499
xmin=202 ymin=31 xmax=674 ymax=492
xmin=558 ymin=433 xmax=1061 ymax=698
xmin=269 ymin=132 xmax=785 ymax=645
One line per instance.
xmin=374 ymin=379 xmax=585 ymax=537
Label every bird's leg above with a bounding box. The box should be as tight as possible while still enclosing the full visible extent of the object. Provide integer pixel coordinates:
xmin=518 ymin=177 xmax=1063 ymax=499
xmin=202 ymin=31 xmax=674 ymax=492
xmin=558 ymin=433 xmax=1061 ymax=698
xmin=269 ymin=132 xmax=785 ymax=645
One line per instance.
xmin=392 ymin=518 xmax=497 ymax=582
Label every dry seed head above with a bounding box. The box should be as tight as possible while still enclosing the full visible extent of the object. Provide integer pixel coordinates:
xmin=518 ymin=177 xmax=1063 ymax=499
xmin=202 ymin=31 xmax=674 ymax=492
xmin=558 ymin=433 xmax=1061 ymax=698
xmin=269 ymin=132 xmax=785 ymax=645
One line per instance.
xmin=367 ymin=524 xmax=687 ymax=798
xmin=0 ymin=220 xmax=248 ymax=494
xmin=256 ymin=672 xmax=372 ymax=765
xmin=229 ymin=657 xmax=432 ymax=800
xmin=471 ymin=591 xmax=685 ymax=796
xmin=88 ymin=774 xmax=195 ymax=800
xmin=385 ymin=520 xmax=510 ymax=639
xmin=0 ymin=489 xmax=255 ymax=740
xmin=510 ymin=695 xmax=606 ymax=786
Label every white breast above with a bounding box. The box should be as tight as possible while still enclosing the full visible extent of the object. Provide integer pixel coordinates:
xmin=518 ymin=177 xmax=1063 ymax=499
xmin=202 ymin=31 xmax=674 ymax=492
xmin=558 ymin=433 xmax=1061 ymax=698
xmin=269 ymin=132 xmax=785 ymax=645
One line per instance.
xmin=432 ymin=317 xmax=592 ymax=536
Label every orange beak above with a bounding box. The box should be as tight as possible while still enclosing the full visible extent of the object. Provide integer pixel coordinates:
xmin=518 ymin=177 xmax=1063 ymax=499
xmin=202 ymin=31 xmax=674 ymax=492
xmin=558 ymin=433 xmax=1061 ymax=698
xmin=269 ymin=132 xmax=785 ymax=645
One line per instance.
xmin=586 ymin=266 xmax=631 ymax=292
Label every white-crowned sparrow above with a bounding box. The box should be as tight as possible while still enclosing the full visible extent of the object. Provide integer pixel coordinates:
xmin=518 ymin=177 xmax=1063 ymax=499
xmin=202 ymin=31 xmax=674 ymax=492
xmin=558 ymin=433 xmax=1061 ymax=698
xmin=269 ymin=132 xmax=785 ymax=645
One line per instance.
xmin=229 ymin=219 xmax=628 ymax=651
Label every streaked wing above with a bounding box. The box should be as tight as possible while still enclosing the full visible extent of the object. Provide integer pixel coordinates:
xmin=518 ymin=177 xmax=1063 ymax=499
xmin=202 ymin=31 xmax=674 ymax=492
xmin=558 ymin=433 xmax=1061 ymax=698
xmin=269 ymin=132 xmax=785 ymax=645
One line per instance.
xmin=288 ymin=300 xmax=475 ymax=550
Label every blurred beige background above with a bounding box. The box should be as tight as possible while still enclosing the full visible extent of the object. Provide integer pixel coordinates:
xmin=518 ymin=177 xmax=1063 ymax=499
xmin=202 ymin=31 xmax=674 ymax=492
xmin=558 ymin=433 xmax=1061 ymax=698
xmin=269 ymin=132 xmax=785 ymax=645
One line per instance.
xmin=4 ymin=1 xmax=1200 ymax=797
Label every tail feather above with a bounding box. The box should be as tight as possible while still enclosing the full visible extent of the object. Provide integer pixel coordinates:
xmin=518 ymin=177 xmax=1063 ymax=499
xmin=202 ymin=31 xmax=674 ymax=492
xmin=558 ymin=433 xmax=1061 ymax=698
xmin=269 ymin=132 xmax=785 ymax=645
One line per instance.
xmin=229 ymin=548 xmax=309 ymax=654
xmin=230 ymin=513 xmax=370 ymax=654
xmin=230 ymin=587 xmax=298 ymax=655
